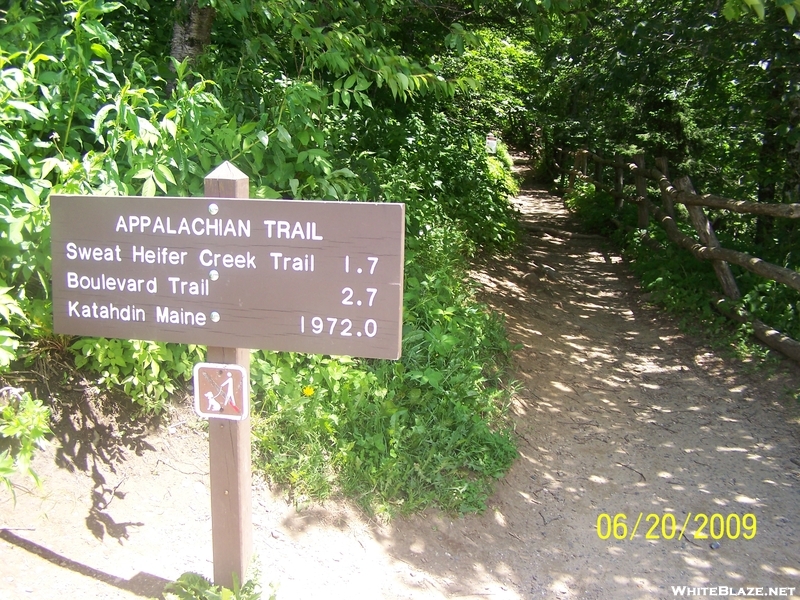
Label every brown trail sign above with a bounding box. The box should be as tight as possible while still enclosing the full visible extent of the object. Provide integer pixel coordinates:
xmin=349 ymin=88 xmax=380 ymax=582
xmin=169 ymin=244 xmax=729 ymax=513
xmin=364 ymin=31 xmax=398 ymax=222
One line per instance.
xmin=51 ymin=186 xmax=404 ymax=360
xmin=49 ymin=161 xmax=405 ymax=588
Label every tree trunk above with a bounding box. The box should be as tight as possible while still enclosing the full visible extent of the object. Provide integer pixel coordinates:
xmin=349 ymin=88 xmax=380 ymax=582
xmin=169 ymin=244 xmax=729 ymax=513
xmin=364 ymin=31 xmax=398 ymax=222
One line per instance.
xmin=170 ymin=0 xmax=216 ymax=67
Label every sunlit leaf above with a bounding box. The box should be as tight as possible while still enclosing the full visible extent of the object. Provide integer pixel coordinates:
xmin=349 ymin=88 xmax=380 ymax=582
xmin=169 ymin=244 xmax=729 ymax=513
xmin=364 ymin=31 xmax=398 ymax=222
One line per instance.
xmin=141 ymin=176 xmax=156 ymax=197
xmin=90 ymin=43 xmax=111 ymax=60
xmin=277 ymin=125 xmax=292 ymax=145
xmin=7 ymin=100 xmax=45 ymax=121
xmin=156 ymin=163 xmax=176 ymax=185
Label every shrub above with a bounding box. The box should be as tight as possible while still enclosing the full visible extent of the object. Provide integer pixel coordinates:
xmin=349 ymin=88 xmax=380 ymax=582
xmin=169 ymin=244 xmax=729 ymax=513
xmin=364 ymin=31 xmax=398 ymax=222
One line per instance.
xmin=250 ymin=227 xmax=516 ymax=515
xmin=0 ymin=387 xmax=51 ymax=496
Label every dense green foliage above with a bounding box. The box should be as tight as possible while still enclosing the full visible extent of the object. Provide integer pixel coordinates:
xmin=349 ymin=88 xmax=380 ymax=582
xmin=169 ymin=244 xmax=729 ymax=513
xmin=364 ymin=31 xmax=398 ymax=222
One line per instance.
xmin=534 ymin=1 xmax=800 ymax=201
xmin=0 ymin=0 xmax=522 ymax=511
xmin=529 ymin=0 xmax=800 ymax=354
xmin=251 ymin=228 xmax=515 ymax=514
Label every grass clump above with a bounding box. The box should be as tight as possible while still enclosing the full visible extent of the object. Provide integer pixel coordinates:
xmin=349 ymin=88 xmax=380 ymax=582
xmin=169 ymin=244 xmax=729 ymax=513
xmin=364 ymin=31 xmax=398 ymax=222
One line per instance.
xmin=250 ymin=227 xmax=517 ymax=516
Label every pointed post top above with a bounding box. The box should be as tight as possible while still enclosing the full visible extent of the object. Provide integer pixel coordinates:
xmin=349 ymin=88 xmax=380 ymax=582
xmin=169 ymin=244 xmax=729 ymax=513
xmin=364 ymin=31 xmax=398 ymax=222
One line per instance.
xmin=206 ymin=161 xmax=248 ymax=180
xmin=204 ymin=161 xmax=249 ymax=199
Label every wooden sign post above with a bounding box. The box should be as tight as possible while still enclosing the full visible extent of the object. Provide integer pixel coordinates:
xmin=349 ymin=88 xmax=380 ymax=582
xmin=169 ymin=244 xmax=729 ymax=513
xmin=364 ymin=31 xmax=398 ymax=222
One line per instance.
xmin=49 ymin=162 xmax=406 ymax=589
xmin=205 ymin=163 xmax=252 ymax=589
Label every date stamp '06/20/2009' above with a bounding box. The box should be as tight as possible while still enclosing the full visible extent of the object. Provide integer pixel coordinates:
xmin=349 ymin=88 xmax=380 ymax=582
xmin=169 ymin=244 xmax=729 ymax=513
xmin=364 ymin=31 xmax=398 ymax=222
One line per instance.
xmin=596 ymin=512 xmax=757 ymax=542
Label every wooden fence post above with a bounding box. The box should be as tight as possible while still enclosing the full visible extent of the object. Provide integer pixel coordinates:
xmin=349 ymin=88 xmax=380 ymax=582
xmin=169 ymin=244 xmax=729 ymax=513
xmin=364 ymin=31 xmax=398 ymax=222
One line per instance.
xmin=633 ymin=155 xmax=649 ymax=228
xmin=654 ymin=157 xmax=675 ymax=219
xmin=558 ymin=148 xmax=568 ymax=189
xmin=676 ymin=176 xmax=741 ymax=300
xmin=568 ymin=150 xmax=579 ymax=192
xmin=204 ymin=162 xmax=253 ymax=589
xmin=614 ymin=154 xmax=625 ymax=211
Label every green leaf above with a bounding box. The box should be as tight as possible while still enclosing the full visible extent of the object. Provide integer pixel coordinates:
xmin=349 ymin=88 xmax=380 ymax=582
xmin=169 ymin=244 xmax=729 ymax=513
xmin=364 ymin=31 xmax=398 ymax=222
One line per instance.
xmin=137 ymin=117 xmax=159 ymax=145
xmin=7 ymin=100 xmax=45 ymax=121
xmin=22 ymin=184 xmax=40 ymax=206
xmin=7 ymin=219 xmax=25 ymax=245
xmin=743 ymin=0 xmax=765 ymax=19
xmin=277 ymin=125 xmax=292 ymax=146
xmin=355 ymin=76 xmax=372 ymax=91
xmin=142 ymin=176 xmax=157 ymax=197
xmin=90 ymin=43 xmax=111 ymax=60
xmin=40 ymin=156 xmax=69 ymax=179
xmin=97 ymin=1 xmax=124 ymax=13
xmin=161 ymin=117 xmax=177 ymax=139
xmin=156 ymin=164 xmax=176 ymax=185
xmin=257 ymin=185 xmax=281 ymax=199
xmin=0 ymin=175 xmax=23 ymax=189
xmin=153 ymin=170 xmax=168 ymax=193
xmin=0 ymin=145 xmax=17 ymax=164
xmin=93 ymin=104 xmax=116 ymax=136
xmin=331 ymin=168 xmax=356 ymax=178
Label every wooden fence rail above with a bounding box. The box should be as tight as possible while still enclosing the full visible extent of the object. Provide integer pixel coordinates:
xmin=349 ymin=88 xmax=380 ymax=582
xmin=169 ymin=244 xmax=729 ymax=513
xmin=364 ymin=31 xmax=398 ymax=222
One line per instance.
xmin=555 ymin=148 xmax=800 ymax=363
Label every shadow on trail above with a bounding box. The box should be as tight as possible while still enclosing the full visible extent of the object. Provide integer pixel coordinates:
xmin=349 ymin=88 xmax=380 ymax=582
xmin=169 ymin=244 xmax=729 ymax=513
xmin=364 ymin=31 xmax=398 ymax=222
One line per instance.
xmin=351 ymin=179 xmax=800 ymax=598
xmin=50 ymin=390 xmax=156 ymax=475
xmin=0 ymin=529 xmax=170 ymax=598
xmin=46 ymin=387 xmax=157 ymax=545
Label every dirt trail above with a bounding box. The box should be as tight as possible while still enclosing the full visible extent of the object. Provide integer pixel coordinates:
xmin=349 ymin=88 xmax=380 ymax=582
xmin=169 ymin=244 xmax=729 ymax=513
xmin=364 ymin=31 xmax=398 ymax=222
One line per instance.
xmin=2 ymin=169 xmax=800 ymax=599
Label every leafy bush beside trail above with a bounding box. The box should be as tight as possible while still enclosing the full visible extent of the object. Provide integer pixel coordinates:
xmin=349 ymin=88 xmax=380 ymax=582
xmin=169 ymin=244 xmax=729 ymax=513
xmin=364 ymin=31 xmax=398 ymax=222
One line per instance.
xmin=0 ymin=387 xmax=51 ymax=494
xmin=251 ymin=228 xmax=516 ymax=515
xmin=0 ymin=1 xmax=520 ymax=511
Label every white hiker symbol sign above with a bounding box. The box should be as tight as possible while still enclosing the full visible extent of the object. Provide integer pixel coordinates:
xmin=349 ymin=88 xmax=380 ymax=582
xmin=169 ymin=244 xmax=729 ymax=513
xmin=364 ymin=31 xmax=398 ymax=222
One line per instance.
xmin=220 ymin=372 xmax=239 ymax=412
xmin=193 ymin=363 xmax=249 ymax=420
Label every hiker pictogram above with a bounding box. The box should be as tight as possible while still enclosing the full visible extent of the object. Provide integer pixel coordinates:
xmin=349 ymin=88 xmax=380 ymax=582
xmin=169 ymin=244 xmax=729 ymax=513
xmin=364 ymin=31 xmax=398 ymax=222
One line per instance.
xmin=193 ymin=363 xmax=249 ymax=420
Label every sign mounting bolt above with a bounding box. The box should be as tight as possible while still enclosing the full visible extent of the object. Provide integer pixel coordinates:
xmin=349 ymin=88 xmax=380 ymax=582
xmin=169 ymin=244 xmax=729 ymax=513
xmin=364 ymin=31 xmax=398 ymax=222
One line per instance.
xmin=208 ymin=203 xmax=219 ymax=215
xmin=209 ymin=270 xmax=219 ymax=281
xmin=210 ymin=311 xmax=221 ymax=323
